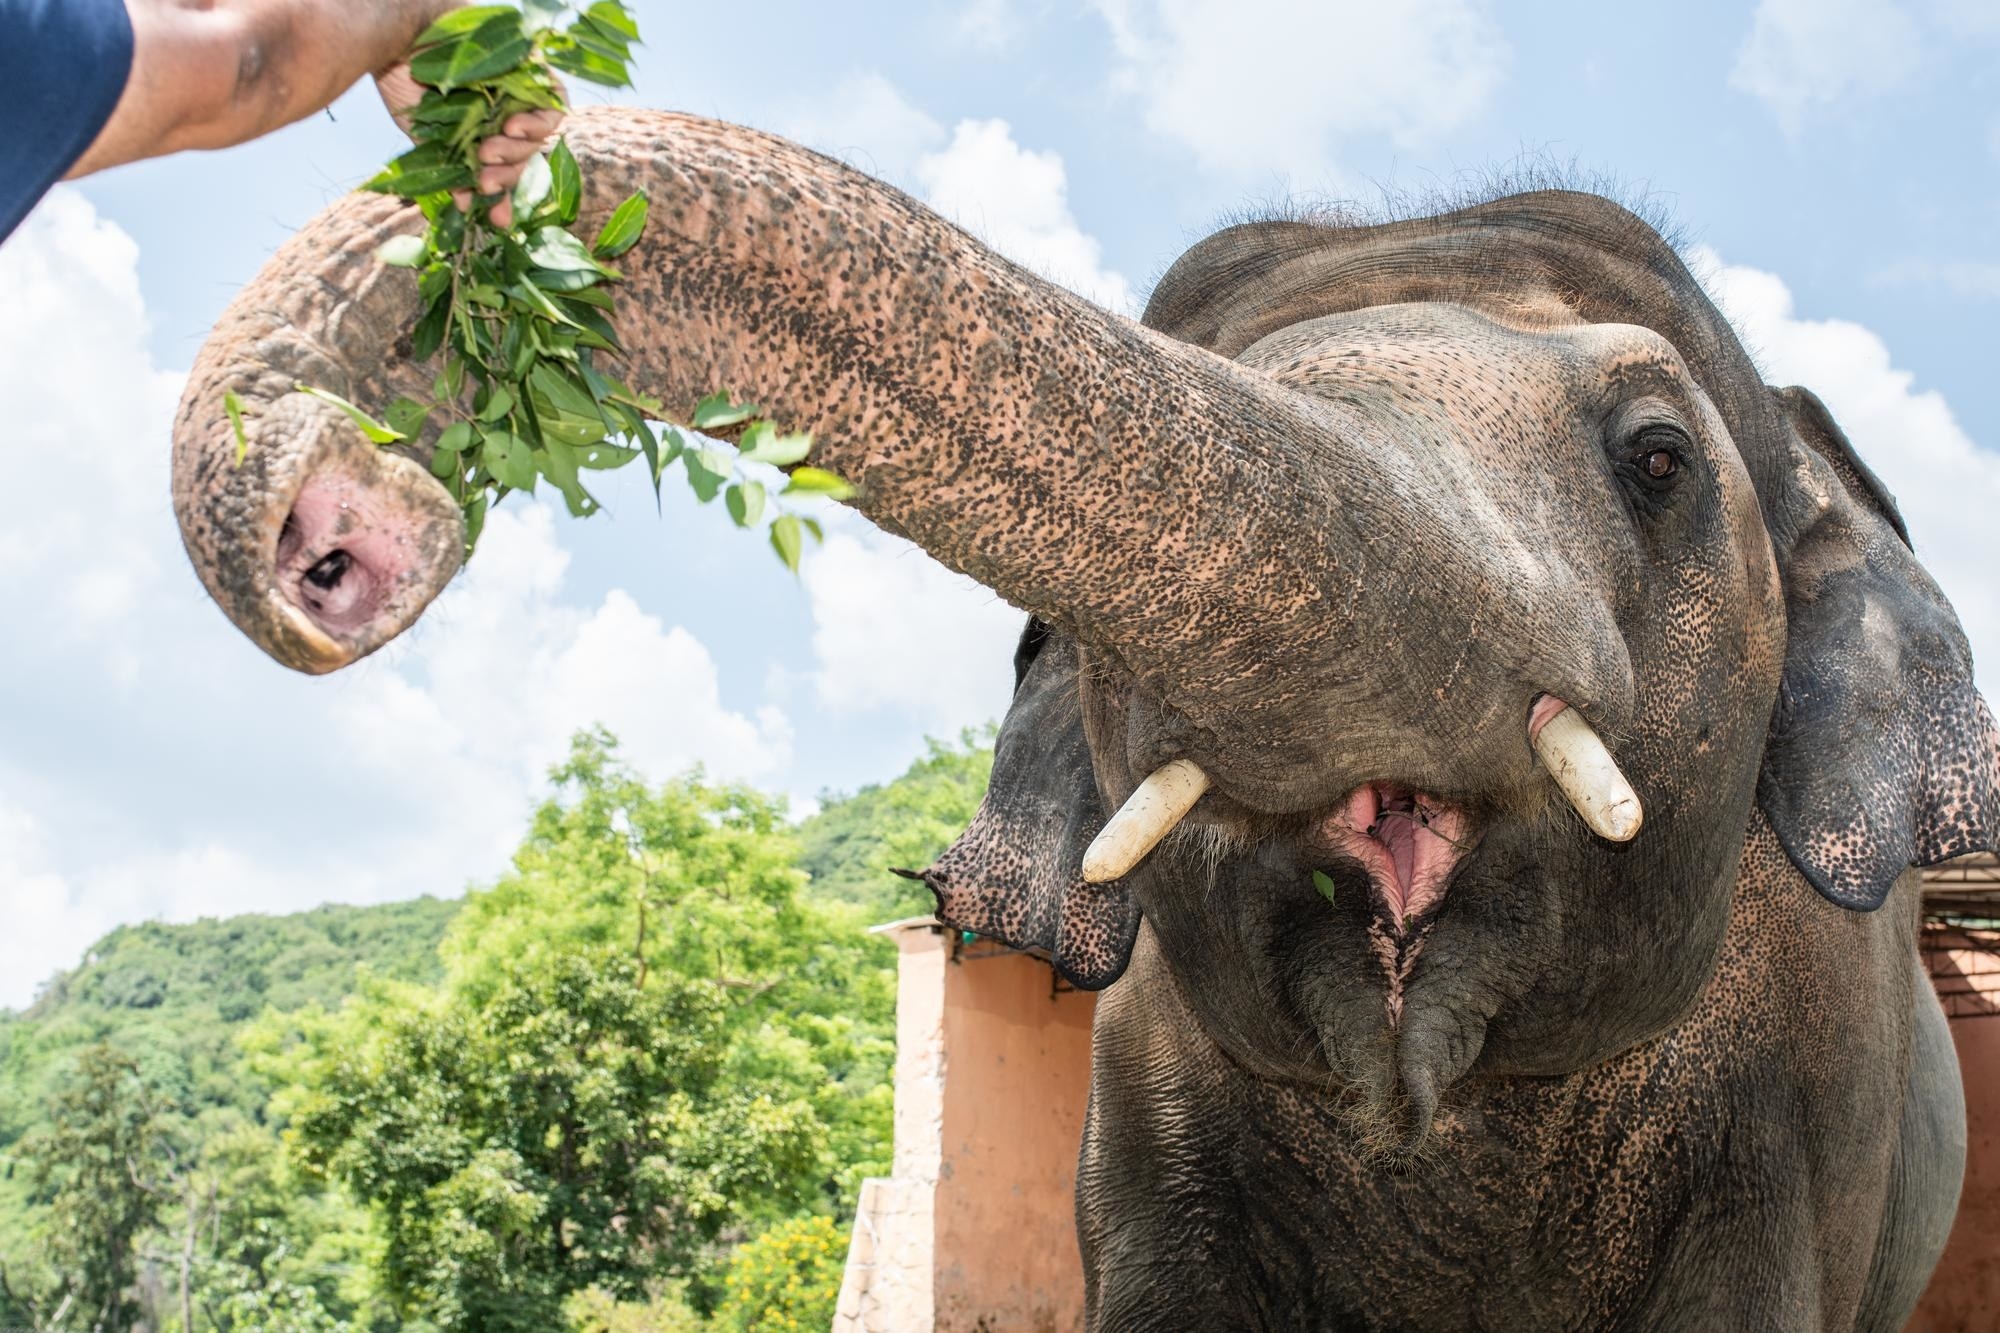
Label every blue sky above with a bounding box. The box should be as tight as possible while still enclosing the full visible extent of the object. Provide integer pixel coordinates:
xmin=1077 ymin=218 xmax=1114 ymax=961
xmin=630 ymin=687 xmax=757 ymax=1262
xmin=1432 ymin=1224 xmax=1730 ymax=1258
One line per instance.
xmin=2 ymin=0 xmax=1995 ymax=1006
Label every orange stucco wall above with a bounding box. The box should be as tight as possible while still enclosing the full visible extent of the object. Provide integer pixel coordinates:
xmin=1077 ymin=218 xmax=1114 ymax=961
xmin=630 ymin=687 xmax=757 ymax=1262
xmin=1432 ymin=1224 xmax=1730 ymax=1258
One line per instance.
xmin=932 ymin=943 xmax=1096 ymax=1332
xmin=836 ymin=925 xmax=1096 ymax=1332
xmin=1911 ymin=951 xmax=2000 ymax=1330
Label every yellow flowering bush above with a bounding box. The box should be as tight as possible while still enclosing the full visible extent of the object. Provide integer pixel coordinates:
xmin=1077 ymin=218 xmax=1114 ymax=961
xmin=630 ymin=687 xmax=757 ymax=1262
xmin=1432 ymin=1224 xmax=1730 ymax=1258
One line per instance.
xmin=714 ymin=1215 xmax=848 ymax=1332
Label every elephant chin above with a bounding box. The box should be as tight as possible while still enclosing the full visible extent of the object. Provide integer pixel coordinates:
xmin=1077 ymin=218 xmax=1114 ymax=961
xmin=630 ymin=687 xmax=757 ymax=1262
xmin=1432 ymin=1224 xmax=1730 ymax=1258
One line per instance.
xmin=1306 ymin=974 xmax=1494 ymax=1157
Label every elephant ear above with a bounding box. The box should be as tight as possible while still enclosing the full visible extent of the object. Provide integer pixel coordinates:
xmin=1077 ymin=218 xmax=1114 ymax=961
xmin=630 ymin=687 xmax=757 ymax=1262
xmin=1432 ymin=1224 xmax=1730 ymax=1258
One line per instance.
xmin=918 ymin=619 xmax=1140 ymax=990
xmin=1758 ymin=385 xmax=2000 ymax=910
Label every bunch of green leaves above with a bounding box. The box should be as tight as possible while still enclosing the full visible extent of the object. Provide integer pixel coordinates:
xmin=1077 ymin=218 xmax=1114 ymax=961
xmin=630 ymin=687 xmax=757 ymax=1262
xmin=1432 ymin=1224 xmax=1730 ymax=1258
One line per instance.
xmin=300 ymin=0 xmax=848 ymax=568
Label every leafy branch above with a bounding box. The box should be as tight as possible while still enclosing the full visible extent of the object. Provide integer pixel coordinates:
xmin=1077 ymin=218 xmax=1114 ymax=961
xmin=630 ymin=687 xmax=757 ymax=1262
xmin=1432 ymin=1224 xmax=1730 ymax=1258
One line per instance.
xmin=283 ymin=1 xmax=847 ymax=569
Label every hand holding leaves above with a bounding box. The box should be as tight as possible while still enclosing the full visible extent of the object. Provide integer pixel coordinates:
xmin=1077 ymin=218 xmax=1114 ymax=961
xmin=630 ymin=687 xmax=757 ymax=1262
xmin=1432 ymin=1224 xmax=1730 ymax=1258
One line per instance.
xmin=292 ymin=1 xmax=844 ymax=568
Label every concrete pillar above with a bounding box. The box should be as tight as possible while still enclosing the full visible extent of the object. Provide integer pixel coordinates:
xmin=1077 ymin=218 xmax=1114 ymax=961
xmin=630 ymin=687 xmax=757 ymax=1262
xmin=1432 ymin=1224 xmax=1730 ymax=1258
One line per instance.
xmin=836 ymin=920 xmax=1096 ymax=1332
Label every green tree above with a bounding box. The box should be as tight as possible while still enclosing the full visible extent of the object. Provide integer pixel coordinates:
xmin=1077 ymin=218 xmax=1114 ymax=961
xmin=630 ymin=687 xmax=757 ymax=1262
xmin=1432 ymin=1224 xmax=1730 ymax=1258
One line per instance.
xmin=562 ymin=1280 xmax=706 ymax=1332
xmin=443 ymin=730 xmax=899 ymax=1216
xmin=14 ymin=1043 xmax=167 ymax=1332
xmin=274 ymin=950 xmax=824 ymax=1330
xmin=796 ymin=728 xmax=995 ymax=919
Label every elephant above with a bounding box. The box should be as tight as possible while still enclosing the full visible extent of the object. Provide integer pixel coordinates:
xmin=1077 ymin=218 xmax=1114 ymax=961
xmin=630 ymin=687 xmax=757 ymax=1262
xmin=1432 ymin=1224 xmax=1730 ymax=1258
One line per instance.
xmin=171 ymin=108 xmax=1997 ymax=1329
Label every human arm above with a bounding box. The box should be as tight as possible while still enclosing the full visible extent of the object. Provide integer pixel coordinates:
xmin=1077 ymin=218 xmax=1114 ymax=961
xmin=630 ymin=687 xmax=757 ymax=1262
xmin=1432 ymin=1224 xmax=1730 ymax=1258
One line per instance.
xmin=67 ymin=0 xmax=559 ymax=211
xmin=372 ymin=62 xmax=562 ymax=227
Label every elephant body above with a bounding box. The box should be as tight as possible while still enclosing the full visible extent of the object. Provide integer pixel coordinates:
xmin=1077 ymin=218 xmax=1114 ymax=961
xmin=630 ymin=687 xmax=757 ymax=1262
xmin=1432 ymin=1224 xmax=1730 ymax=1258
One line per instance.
xmin=170 ymin=109 xmax=1996 ymax=1329
xmin=1082 ymin=831 xmax=1963 ymax=1330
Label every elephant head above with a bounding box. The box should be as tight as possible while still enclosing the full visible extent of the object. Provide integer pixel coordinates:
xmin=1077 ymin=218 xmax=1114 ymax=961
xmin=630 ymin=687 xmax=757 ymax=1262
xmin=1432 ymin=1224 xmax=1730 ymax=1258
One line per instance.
xmin=172 ymin=110 xmax=1999 ymax=1138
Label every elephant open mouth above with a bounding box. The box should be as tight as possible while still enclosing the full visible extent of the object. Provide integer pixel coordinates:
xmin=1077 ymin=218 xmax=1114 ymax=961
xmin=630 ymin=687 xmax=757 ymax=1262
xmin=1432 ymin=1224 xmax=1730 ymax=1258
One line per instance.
xmin=1324 ymin=783 xmax=1469 ymax=933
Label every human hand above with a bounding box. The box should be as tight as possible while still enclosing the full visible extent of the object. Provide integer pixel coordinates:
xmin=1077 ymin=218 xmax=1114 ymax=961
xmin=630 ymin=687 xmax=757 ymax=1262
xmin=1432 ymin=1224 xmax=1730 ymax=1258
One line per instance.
xmin=373 ymin=63 xmax=564 ymax=229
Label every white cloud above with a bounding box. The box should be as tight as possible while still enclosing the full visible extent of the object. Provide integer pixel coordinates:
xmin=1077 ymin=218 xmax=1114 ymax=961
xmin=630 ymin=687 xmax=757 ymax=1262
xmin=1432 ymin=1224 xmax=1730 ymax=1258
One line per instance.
xmin=956 ymin=0 xmax=1023 ymax=50
xmin=1694 ymin=246 xmax=2000 ymax=698
xmin=777 ymin=71 xmax=946 ymax=186
xmin=1088 ymin=0 xmax=1508 ymax=181
xmin=779 ymin=80 xmax=1133 ymax=312
xmin=801 ymin=513 xmax=1022 ymax=736
xmin=1931 ymin=0 xmax=2000 ymax=39
xmin=1729 ymin=0 xmax=1927 ymax=132
xmin=350 ymin=506 xmax=790 ymax=793
xmin=915 ymin=118 xmax=1137 ymax=313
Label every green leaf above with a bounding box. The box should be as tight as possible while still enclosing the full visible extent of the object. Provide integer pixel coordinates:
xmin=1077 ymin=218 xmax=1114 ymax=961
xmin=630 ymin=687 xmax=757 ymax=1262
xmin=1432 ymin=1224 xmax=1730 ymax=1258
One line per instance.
xmin=655 ymin=423 xmax=687 ymax=474
xmin=548 ymin=140 xmax=583 ymax=222
xmin=462 ymin=494 xmax=489 ymax=552
xmin=384 ymin=396 xmax=433 ymax=438
xmin=691 ymin=392 xmax=758 ymax=430
xmin=527 ymin=225 xmax=608 ymax=275
xmin=545 ymin=42 xmax=632 ymax=87
xmin=539 ymin=412 xmax=609 ymax=447
xmin=724 ymin=480 xmax=767 ymax=528
xmin=476 ymin=384 xmax=515 ymax=422
xmin=409 ymin=13 xmax=532 ymax=90
xmin=800 ymin=515 xmax=824 ymax=542
xmin=591 ymin=190 xmax=650 ymax=258
xmin=435 ymin=421 xmax=477 ymax=455
xmin=433 ymin=357 xmax=467 ymax=402
xmin=481 ymin=427 xmax=538 ymax=491
xmin=362 ymin=140 xmax=476 ymax=198
xmin=769 ymin=514 xmax=804 ymax=573
xmin=584 ymin=0 xmax=641 ymax=40
xmin=520 ymin=0 xmax=569 ymax=34
xmin=1312 ymin=870 xmax=1338 ymax=905
xmin=529 ymin=265 xmax=604 ymax=294
xmin=413 ymin=4 xmax=517 ymax=45
xmin=374 ymin=234 xmax=428 ymax=268
xmin=684 ymin=448 xmax=731 ymax=503
xmin=224 ymin=389 xmax=250 ymax=466
xmin=411 ymin=293 xmax=452 ymax=362
xmin=739 ymin=426 xmax=813 ymax=468
xmin=512 ymin=153 xmax=553 ymax=215
xmin=296 ymin=384 xmax=404 ymax=444
xmin=511 ymin=275 xmax=581 ymax=328
xmin=577 ymin=443 xmax=640 ymax=469
xmin=529 ymin=362 xmax=601 ymax=420
xmin=538 ymin=438 xmax=587 ymax=507
xmin=782 ymin=466 xmax=855 ymax=500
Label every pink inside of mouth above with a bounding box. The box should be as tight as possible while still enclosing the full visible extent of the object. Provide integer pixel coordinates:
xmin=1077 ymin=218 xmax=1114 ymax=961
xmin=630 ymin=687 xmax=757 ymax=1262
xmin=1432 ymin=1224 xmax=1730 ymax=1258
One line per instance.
xmin=1324 ymin=783 xmax=1467 ymax=931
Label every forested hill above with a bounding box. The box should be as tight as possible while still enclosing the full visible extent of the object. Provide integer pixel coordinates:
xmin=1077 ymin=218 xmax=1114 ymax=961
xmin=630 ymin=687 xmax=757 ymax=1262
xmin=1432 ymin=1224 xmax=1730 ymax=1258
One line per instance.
xmin=0 ymin=897 xmax=460 ymax=1144
xmin=0 ymin=731 xmax=991 ymax=1331
xmin=0 ymin=729 xmax=990 ymax=1135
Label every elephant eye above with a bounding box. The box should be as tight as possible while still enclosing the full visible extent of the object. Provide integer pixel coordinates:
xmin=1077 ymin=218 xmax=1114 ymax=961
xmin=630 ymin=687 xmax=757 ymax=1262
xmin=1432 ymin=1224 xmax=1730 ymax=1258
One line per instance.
xmin=1617 ymin=424 xmax=1690 ymax=500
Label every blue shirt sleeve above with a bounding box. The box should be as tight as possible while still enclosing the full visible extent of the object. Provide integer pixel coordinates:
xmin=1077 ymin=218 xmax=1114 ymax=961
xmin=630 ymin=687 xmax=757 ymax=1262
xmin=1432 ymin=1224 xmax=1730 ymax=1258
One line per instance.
xmin=0 ymin=0 xmax=135 ymax=244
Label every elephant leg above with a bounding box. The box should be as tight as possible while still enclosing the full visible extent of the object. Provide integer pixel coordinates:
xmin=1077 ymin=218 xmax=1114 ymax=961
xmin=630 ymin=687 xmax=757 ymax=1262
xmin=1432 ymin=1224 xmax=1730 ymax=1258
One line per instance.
xmin=1854 ymin=968 xmax=1966 ymax=1331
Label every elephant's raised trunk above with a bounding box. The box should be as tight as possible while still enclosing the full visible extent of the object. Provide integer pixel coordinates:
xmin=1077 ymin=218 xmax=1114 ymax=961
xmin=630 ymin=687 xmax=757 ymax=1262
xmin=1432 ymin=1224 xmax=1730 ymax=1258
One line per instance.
xmin=174 ymin=108 xmax=1635 ymax=817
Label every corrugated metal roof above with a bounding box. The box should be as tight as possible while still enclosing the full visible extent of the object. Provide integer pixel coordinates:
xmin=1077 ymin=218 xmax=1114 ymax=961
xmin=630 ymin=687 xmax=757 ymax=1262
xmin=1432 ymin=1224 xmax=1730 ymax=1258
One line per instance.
xmin=1923 ymin=855 xmax=2000 ymax=1018
xmin=1923 ymin=852 xmax=2000 ymax=896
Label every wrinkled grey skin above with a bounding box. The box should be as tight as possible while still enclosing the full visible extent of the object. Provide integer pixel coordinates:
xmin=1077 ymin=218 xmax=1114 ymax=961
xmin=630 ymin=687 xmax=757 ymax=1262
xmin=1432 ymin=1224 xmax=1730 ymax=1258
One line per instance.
xmin=172 ymin=110 xmax=1997 ymax=1329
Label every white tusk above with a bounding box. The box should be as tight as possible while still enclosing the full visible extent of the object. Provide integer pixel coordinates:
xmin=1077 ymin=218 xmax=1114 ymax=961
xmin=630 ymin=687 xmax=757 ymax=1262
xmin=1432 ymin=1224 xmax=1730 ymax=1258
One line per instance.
xmin=1081 ymin=759 xmax=1212 ymax=883
xmin=1531 ymin=707 xmax=1643 ymax=842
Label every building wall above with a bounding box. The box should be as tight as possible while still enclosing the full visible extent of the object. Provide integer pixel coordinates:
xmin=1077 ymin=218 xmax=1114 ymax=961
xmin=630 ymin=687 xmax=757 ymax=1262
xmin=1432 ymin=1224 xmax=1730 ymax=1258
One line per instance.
xmin=1911 ymin=944 xmax=2000 ymax=1330
xmin=932 ymin=942 xmax=1096 ymax=1332
xmin=836 ymin=924 xmax=1096 ymax=1333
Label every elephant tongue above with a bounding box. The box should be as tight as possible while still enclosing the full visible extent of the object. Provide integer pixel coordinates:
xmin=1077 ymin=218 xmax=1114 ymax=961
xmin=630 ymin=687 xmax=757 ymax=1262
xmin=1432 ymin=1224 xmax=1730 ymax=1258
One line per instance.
xmin=1326 ymin=783 xmax=1466 ymax=933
